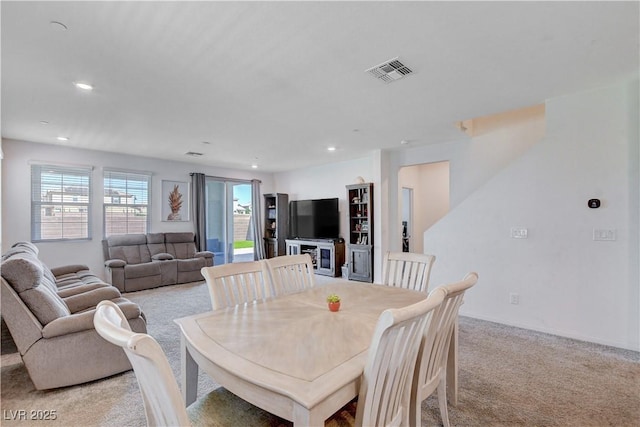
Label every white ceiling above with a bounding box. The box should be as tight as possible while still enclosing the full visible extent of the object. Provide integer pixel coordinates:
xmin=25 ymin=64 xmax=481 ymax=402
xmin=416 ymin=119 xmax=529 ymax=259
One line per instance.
xmin=2 ymin=1 xmax=638 ymax=172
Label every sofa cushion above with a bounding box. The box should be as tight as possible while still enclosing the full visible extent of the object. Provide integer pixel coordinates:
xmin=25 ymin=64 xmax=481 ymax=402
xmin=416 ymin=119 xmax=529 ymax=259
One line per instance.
xmin=146 ymin=233 xmax=165 ymax=244
xmin=11 ymin=241 xmax=39 ymax=255
xmin=1 ymin=245 xmax=38 ymax=262
xmin=165 ymin=232 xmax=197 ymax=259
xmin=146 ymin=233 xmax=167 ymax=258
xmin=106 ymin=234 xmax=152 ymax=264
xmin=176 ymin=257 xmax=206 ymax=272
xmin=63 ymin=286 xmax=122 ymax=313
xmin=20 ymin=286 xmax=71 ymax=326
xmin=2 ymin=253 xmax=47 ymax=293
xmin=1 ymin=254 xmax=71 ymax=325
xmin=124 ymin=262 xmax=162 ymax=279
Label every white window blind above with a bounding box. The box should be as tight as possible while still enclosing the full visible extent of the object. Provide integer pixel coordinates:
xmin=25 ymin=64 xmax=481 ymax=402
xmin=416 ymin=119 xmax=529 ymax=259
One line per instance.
xmin=31 ymin=164 xmax=92 ymax=241
xmin=104 ymin=170 xmax=151 ymax=237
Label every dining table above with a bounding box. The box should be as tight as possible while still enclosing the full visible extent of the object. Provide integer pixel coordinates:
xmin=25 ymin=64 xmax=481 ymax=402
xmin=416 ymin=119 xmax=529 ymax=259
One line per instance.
xmin=174 ymin=279 xmax=428 ymax=426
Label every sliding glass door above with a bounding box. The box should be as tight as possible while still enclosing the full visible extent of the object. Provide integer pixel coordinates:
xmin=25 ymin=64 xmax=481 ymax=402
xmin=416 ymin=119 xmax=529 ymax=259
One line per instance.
xmin=204 ymin=178 xmax=254 ymax=265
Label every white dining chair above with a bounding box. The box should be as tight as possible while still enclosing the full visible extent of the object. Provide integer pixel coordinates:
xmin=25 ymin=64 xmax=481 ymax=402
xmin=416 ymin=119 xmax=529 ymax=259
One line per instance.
xmin=327 ymin=288 xmax=446 ymax=427
xmin=410 ymin=272 xmax=479 ymax=427
xmin=93 ymin=300 xmax=288 ymax=427
xmin=265 ymin=254 xmax=316 ymax=296
xmin=381 ymin=251 xmax=436 ymax=293
xmin=201 ymin=261 xmax=273 ymax=310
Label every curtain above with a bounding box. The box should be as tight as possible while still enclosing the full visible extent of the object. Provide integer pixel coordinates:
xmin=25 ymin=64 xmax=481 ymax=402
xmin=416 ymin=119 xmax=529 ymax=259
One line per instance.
xmin=251 ymin=179 xmax=265 ymax=260
xmin=191 ymin=173 xmax=207 ymax=252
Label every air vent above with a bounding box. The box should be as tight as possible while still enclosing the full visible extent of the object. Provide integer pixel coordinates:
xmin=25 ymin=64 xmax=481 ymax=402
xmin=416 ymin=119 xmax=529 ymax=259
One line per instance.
xmin=185 ymin=152 xmax=203 ymax=157
xmin=365 ymin=57 xmax=413 ymax=83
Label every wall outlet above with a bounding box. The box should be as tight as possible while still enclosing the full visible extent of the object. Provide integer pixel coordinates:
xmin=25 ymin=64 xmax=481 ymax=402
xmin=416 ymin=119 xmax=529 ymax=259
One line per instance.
xmin=509 ymin=293 xmax=520 ymax=305
xmin=593 ymin=228 xmax=616 ymax=241
xmin=511 ymin=227 xmax=528 ymax=239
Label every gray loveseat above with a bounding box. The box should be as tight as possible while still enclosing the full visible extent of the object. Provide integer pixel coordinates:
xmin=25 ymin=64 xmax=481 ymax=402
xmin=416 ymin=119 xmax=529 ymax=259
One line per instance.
xmin=1 ymin=242 xmax=147 ymax=390
xmin=102 ymin=232 xmax=214 ymax=292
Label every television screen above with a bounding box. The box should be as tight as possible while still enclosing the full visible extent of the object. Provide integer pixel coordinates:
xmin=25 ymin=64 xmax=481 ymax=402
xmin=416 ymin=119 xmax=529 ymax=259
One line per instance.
xmin=289 ymin=198 xmax=339 ymax=240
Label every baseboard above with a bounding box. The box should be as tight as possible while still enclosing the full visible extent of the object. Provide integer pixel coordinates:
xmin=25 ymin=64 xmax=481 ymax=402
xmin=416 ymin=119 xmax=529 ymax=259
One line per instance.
xmin=460 ymin=311 xmax=639 ymax=352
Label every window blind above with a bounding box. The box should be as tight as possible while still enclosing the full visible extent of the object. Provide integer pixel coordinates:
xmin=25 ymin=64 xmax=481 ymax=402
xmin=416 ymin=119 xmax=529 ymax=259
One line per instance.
xmin=31 ymin=164 xmax=92 ymax=241
xmin=103 ymin=170 xmax=151 ymax=237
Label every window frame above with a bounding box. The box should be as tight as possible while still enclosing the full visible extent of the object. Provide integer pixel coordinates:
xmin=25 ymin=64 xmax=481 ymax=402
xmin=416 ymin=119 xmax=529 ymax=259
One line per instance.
xmin=103 ymin=169 xmax=152 ymax=237
xmin=31 ymin=163 xmax=93 ymax=242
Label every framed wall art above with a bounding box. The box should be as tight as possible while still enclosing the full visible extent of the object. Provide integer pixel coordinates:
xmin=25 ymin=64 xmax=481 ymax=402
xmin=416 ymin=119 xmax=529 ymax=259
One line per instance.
xmin=162 ymin=180 xmax=190 ymax=221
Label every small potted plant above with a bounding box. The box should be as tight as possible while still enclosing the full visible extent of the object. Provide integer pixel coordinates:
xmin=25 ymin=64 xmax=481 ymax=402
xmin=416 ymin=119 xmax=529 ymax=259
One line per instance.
xmin=327 ymin=294 xmax=341 ymax=312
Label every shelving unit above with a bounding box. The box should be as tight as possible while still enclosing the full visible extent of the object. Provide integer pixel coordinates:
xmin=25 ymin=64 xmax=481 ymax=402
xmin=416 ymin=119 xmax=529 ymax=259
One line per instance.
xmin=346 ymin=183 xmax=373 ymax=282
xmin=285 ymin=239 xmax=345 ymax=277
xmin=263 ymin=193 xmax=288 ymax=258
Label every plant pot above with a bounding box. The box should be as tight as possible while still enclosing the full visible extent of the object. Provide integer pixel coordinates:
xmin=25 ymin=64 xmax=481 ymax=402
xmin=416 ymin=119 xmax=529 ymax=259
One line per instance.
xmin=328 ymin=302 xmax=341 ymax=312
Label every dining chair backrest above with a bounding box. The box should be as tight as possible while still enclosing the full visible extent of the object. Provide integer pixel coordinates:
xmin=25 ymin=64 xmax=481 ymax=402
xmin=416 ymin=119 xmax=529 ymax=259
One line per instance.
xmin=355 ymin=288 xmax=446 ymax=427
xmin=265 ymin=254 xmax=315 ymax=296
xmin=201 ymin=261 xmax=273 ymax=310
xmin=93 ymin=300 xmax=191 ymax=427
xmin=381 ymin=251 xmax=436 ymax=293
xmin=410 ymin=272 xmax=479 ymax=427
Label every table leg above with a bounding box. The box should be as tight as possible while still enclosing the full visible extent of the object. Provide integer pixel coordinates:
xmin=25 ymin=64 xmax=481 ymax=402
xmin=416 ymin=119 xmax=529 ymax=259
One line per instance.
xmin=181 ymin=335 xmax=198 ymax=406
xmin=446 ymin=319 xmax=459 ymax=406
xmin=293 ymin=403 xmax=325 ymax=427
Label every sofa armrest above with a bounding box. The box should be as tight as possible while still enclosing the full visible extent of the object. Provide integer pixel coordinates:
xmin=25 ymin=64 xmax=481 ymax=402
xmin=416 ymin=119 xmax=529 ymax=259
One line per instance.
xmin=42 ymin=299 xmax=143 ymax=338
xmin=152 ymin=253 xmax=174 ymax=261
xmin=63 ymin=287 xmax=122 ymax=314
xmin=105 ymin=259 xmax=126 ymax=268
xmin=42 ymin=311 xmax=96 ymax=338
xmin=51 ymin=264 xmax=91 ymax=276
xmin=195 ymin=251 xmax=214 ymax=259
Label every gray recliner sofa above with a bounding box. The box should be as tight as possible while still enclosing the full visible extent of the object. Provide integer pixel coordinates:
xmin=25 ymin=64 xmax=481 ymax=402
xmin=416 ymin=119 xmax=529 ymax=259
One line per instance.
xmin=0 ymin=242 xmax=147 ymax=390
xmin=102 ymin=232 xmax=214 ymax=292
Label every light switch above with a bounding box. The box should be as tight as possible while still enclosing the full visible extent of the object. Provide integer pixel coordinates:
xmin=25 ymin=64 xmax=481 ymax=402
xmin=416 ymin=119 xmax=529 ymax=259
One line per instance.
xmin=511 ymin=227 xmax=528 ymax=239
xmin=593 ymin=229 xmax=616 ymax=241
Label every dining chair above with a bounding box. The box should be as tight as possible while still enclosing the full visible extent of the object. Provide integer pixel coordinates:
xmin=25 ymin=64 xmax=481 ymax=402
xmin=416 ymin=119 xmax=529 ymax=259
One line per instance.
xmin=381 ymin=251 xmax=436 ymax=293
xmin=410 ymin=272 xmax=479 ymax=427
xmin=93 ymin=300 xmax=288 ymax=427
xmin=265 ymin=254 xmax=316 ymax=296
xmin=327 ymin=288 xmax=446 ymax=427
xmin=201 ymin=261 xmax=273 ymax=310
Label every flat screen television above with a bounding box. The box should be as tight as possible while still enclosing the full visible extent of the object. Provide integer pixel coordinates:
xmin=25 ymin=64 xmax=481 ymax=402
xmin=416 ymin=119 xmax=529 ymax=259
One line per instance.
xmin=289 ymin=198 xmax=340 ymax=240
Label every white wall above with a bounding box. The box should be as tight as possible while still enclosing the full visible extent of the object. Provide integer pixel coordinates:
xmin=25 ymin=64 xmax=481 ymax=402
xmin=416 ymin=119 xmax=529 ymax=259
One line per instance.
xmin=274 ymin=156 xmax=374 ymax=243
xmin=1 ymin=140 xmax=274 ymax=279
xmin=384 ymin=104 xmax=545 ymax=255
xmin=423 ymin=81 xmax=639 ymax=350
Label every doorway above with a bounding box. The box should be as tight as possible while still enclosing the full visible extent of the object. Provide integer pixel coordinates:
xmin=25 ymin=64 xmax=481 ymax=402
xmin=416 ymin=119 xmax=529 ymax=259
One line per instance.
xmin=397 ymin=161 xmax=450 ymax=254
xmin=204 ymin=178 xmax=254 ymax=265
xmin=401 ymin=187 xmax=413 ymax=252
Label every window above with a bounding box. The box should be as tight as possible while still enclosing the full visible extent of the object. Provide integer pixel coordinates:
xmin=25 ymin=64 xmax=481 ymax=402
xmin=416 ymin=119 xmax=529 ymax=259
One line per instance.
xmin=31 ymin=164 xmax=92 ymax=241
xmin=104 ymin=170 xmax=151 ymax=237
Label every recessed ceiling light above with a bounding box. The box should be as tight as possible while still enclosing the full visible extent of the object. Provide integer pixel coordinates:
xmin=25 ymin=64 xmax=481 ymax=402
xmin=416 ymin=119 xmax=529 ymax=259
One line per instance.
xmin=251 ymin=164 xmax=258 ymax=169
xmin=400 ymin=139 xmax=410 ymax=145
xmin=201 ymin=141 xmax=211 ymax=145
xmin=56 ymin=136 xmax=69 ymax=142
xmin=74 ymin=82 xmax=93 ymax=91
xmin=40 ymin=121 xmax=49 ymax=125
xmin=327 ymin=146 xmax=337 ymax=152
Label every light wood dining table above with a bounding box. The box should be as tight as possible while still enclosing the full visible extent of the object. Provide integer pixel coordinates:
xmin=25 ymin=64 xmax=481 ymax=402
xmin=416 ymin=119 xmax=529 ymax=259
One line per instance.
xmin=174 ymin=280 xmax=427 ymax=426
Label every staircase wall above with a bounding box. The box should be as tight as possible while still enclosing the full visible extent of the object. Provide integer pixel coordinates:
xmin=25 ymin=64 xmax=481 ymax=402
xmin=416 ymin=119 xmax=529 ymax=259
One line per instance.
xmin=423 ymin=80 xmax=639 ymax=350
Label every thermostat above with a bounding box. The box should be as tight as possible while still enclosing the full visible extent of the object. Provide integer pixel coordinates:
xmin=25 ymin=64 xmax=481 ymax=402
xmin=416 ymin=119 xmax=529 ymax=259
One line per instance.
xmin=588 ymin=199 xmax=601 ymax=209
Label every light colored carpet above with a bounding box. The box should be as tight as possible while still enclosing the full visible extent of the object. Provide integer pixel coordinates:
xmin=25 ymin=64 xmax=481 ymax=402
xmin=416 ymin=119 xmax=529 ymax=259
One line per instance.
xmin=1 ymin=279 xmax=639 ymax=426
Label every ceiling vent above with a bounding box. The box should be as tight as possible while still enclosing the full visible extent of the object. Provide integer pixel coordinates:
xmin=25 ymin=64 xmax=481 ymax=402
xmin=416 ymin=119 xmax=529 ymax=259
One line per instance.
xmin=185 ymin=152 xmax=203 ymax=157
xmin=365 ymin=57 xmax=413 ymax=83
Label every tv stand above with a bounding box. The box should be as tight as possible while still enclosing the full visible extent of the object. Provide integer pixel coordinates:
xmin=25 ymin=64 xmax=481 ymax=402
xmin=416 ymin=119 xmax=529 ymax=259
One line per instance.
xmin=285 ymin=239 xmax=345 ymax=277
